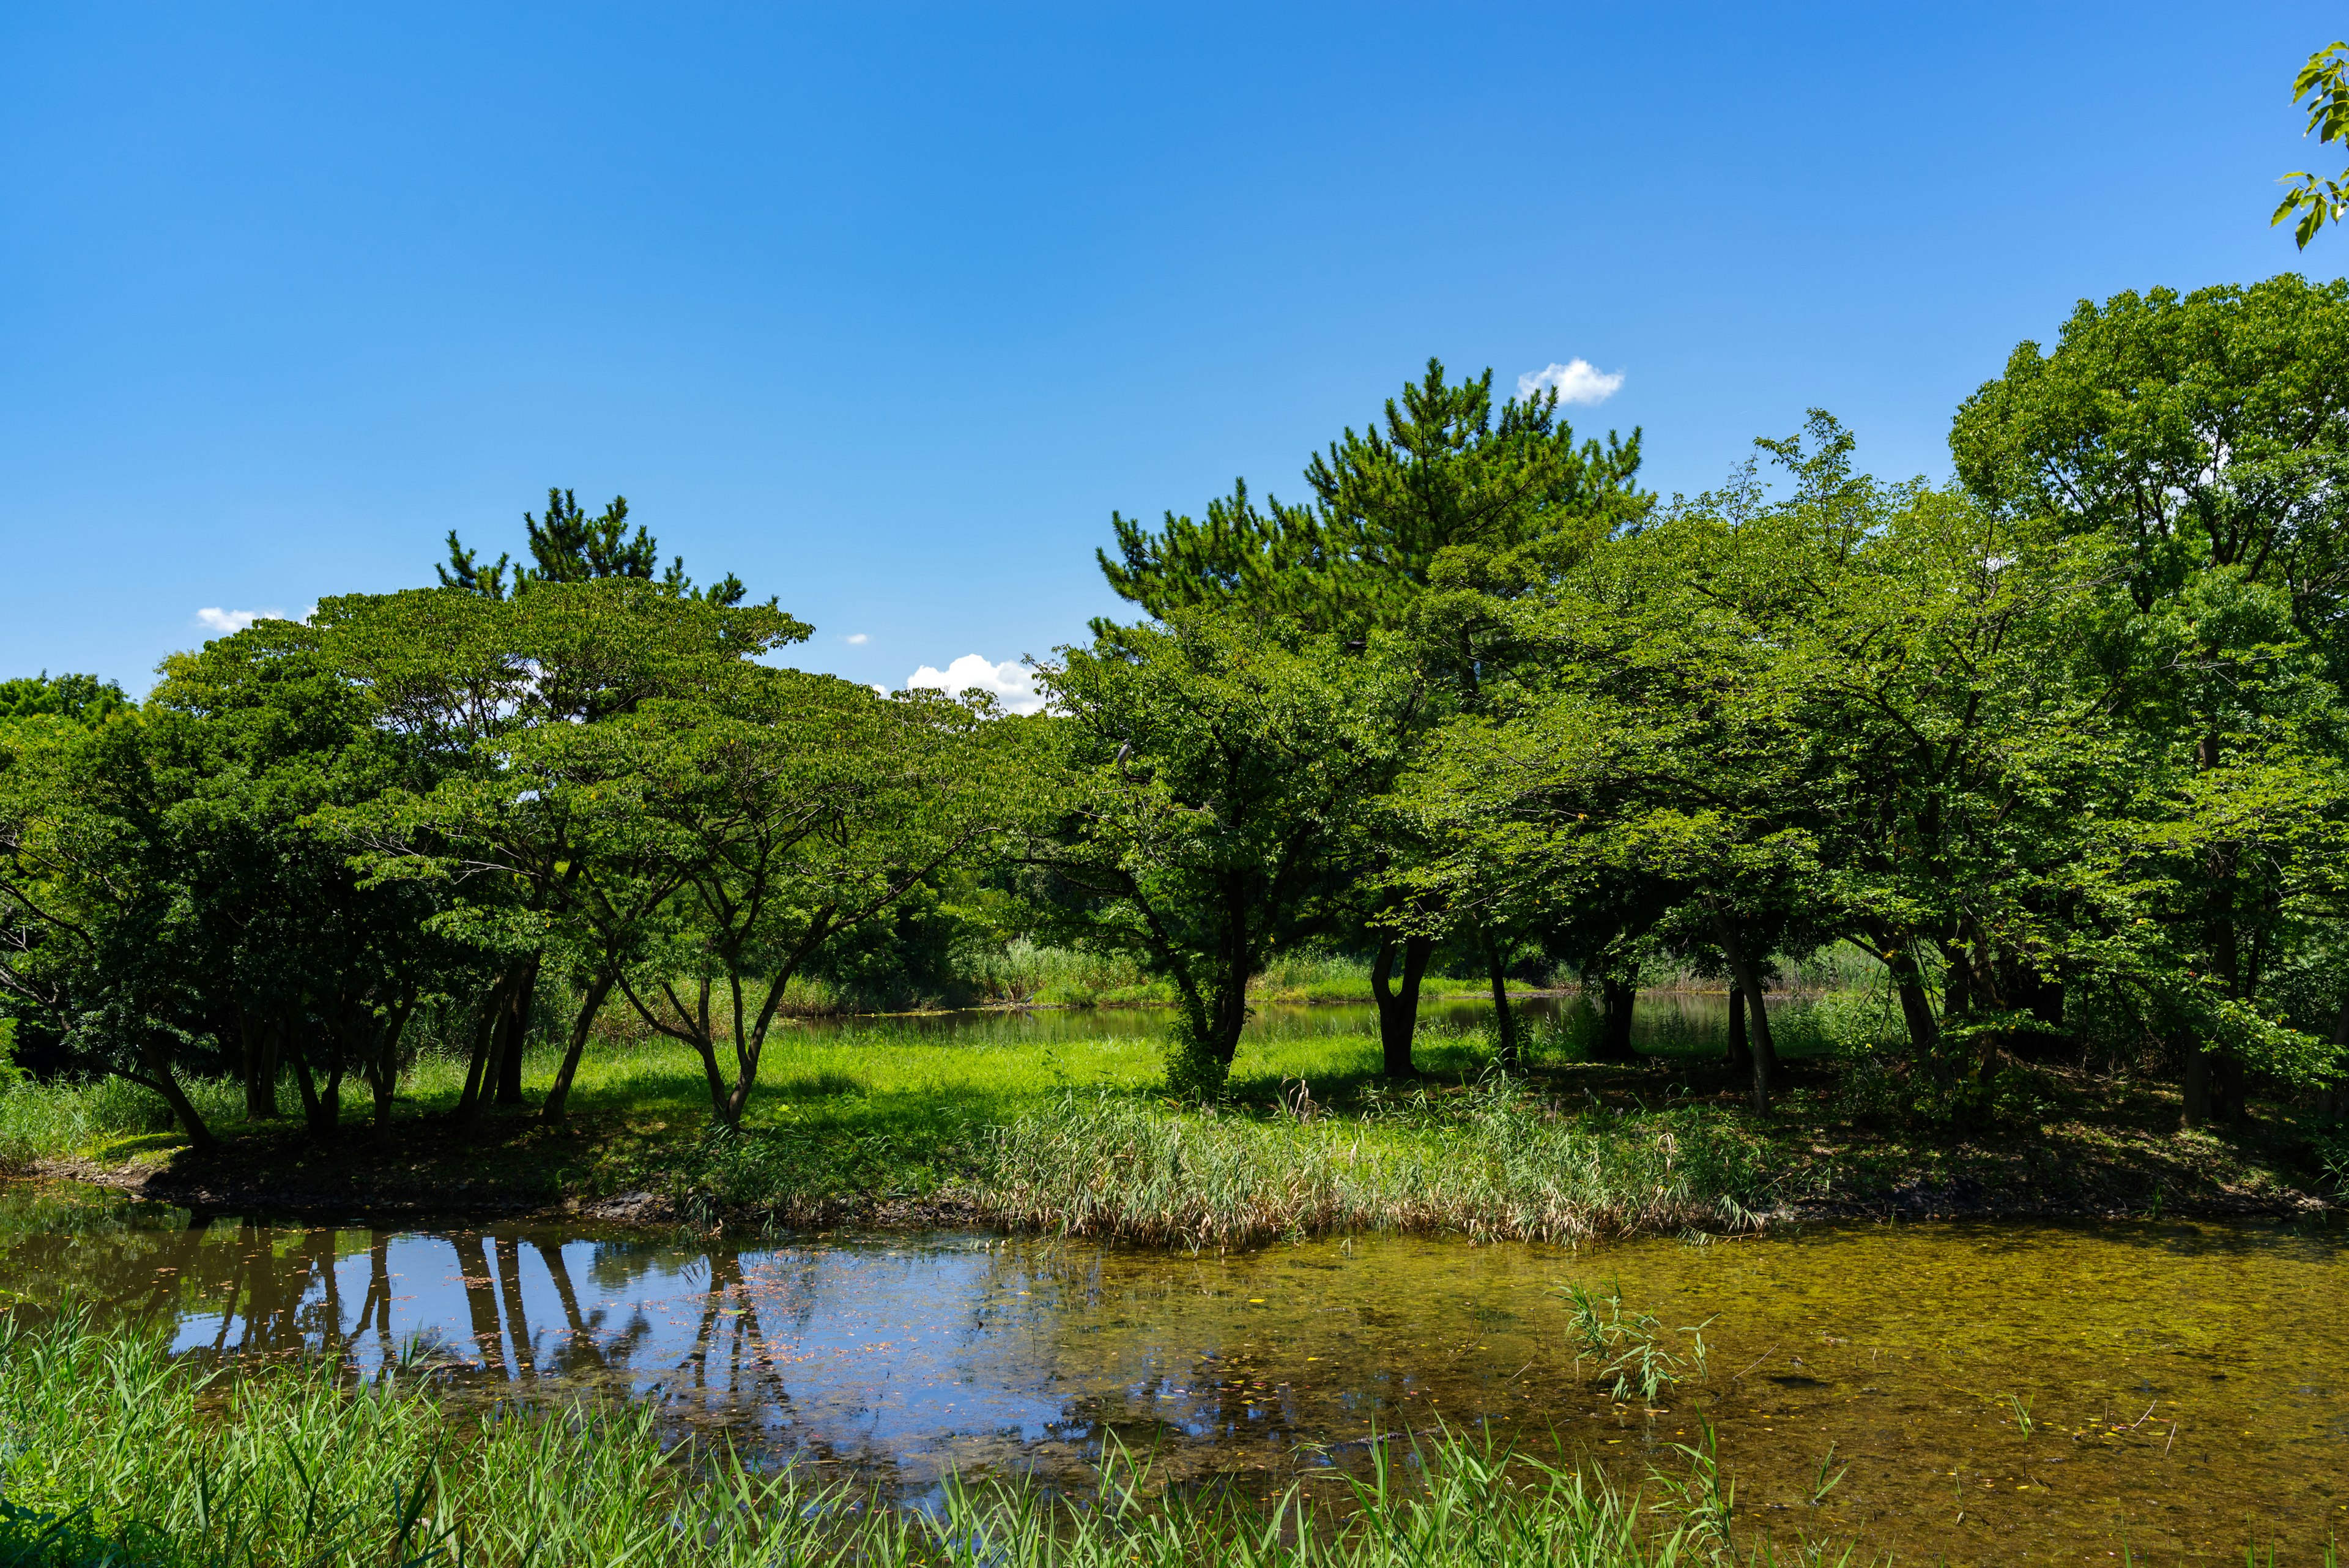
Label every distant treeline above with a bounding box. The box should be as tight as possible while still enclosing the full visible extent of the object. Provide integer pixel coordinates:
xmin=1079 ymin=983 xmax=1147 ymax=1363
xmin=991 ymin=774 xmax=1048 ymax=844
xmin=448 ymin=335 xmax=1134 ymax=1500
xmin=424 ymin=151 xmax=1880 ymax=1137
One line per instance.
xmin=9 ymin=277 xmax=2349 ymax=1144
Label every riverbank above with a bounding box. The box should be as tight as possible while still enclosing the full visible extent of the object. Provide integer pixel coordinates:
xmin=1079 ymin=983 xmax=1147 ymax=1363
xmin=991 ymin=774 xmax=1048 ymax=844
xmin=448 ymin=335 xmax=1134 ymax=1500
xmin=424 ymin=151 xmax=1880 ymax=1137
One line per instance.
xmin=6 ymin=1016 xmax=2334 ymax=1243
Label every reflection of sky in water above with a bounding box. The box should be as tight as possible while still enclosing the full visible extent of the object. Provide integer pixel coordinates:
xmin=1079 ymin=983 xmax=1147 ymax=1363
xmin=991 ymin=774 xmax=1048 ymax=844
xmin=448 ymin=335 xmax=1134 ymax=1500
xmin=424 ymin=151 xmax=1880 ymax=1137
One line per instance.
xmin=164 ymin=1234 xmax=1088 ymax=1468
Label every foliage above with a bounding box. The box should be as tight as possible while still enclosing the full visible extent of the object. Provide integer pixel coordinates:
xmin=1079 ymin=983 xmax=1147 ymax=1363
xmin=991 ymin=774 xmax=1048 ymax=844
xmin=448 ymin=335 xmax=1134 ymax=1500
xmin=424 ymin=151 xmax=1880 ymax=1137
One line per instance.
xmin=2276 ymin=42 xmax=2349 ymax=248
xmin=1026 ymin=614 xmax=1420 ymax=1095
xmin=437 ymin=485 xmax=750 ymax=606
xmin=0 ymin=673 xmax=132 ymax=727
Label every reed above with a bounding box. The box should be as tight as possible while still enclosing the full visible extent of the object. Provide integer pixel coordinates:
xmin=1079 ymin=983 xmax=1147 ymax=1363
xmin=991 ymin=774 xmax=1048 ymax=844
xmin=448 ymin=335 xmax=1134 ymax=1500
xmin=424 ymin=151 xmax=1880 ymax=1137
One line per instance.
xmin=0 ymin=1309 xmax=1737 ymax=1568
xmin=1554 ymin=1280 xmax=1712 ymax=1403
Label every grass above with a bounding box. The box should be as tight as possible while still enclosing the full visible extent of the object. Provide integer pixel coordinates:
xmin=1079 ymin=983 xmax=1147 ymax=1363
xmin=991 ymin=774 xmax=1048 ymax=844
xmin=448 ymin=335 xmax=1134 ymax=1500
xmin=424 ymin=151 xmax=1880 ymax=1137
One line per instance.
xmin=0 ymin=1307 xmax=1784 ymax=1568
xmin=2 ymin=990 xmax=2337 ymax=1240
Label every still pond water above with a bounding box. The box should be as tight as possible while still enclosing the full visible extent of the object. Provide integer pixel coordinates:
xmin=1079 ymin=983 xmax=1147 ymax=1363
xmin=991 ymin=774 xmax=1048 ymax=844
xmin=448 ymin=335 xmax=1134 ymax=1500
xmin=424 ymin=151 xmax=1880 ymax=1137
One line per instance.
xmin=4 ymin=1175 xmax=2342 ymax=1564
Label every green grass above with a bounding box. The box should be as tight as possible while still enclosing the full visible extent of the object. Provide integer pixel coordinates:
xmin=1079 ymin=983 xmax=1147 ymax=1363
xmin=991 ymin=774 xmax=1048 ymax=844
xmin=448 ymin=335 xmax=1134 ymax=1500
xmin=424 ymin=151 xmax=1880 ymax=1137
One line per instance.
xmin=0 ymin=1307 xmax=1757 ymax=1568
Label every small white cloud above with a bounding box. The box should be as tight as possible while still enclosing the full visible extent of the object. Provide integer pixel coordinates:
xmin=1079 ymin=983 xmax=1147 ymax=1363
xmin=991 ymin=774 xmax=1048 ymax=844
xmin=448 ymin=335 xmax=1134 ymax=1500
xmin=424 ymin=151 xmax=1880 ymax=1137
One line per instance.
xmin=907 ymin=653 xmax=1043 ymax=715
xmin=1517 ymin=359 xmax=1625 ymax=406
xmin=842 ymin=632 xmax=870 ymax=645
xmin=195 ymin=607 xmax=280 ymax=634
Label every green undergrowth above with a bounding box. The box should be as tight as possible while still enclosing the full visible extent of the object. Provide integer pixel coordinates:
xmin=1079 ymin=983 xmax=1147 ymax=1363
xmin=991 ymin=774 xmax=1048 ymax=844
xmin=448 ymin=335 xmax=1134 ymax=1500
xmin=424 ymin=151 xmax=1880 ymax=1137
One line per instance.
xmin=0 ymin=1309 xmax=1805 ymax=1568
xmin=1 ymin=1002 xmax=2332 ymax=1239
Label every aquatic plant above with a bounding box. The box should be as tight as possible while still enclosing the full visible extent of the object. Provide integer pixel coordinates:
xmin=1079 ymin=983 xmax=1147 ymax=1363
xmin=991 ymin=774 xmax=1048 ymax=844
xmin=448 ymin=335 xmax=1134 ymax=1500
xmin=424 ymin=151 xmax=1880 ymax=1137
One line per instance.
xmin=1553 ymin=1280 xmax=1712 ymax=1403
xmin=1808 ymin=1443 xmax=1849 ymax=1506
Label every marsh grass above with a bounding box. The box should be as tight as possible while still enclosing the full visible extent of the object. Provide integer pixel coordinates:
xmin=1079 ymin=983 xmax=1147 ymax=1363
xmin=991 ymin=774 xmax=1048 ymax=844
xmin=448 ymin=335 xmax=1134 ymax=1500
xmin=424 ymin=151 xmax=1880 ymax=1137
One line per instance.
xmin=970 ymin=1077 xmax=1767 ymax=1247
xmin=0 ymin=1309 xmax=1754 ymax=1568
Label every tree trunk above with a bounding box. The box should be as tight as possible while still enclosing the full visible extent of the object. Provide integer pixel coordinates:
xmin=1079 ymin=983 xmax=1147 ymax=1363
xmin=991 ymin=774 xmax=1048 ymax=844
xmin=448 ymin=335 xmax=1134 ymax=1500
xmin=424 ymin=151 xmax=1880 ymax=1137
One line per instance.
xmin=494 ymin=952 xmax=541 ymax=1106
xmin=1886 ymin=948 xmax=1941 ymax=1057
xmin=285 ymin=1019 xmax=344 ymax=1142
xmin=2181 ymin=1045 xmax=2246 ymax=1129
xmin=2324 ymin=998 xmax=2349 ymax=1120
xmin=1710 ymin=913 xmax=1776 ymax=1112
xmin=456 ymin=975 xmax=507 ymax=1124
xmin=1726 ymin=986 xmax=1753 ymax=1076
xmin=1590 ymin=976 xmax=1637 ymax=1062
xmin=133 ymin=1040 xmax=216 ymax=1151
xmin=364 ymin=990 xmax=418 ymax=1132
xmin=1484 ymin=932 xmax=1519 ymax=1069
xmin=2182 ymin=1044 xmax=2219 ymax=1128
xmin=539 ymin=970 xmax=617 ymax=1124
xmin=1370 ymin=935 xmax=1433 ymax=1078
xmin=236 ymin=1008 xmax=281 ymax=1121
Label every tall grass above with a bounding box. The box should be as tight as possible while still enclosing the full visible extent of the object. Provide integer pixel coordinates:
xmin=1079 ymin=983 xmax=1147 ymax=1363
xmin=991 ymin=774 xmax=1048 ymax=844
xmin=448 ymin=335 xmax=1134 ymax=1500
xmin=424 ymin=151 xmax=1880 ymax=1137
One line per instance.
xmin=0 ymin=1309 xmax=1742 ymax=1568
xmin=0 ymin=1073 xmax=244 ymax=1169
xmin=969 ymin=1077 xmax=1768 ymax=1248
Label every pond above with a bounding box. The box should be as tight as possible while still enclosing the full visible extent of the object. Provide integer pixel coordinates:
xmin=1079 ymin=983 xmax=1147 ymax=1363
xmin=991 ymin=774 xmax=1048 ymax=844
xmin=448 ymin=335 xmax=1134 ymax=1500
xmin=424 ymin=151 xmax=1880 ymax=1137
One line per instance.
xmin=2 ymin=1179 xmax=2340 ymax=1564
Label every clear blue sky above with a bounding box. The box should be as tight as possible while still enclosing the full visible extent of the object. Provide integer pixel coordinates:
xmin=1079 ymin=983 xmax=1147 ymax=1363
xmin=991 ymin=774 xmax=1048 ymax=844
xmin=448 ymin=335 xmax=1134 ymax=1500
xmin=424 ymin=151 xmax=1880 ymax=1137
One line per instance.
xmin=4 ymin=3 xmax=2343 ymax=700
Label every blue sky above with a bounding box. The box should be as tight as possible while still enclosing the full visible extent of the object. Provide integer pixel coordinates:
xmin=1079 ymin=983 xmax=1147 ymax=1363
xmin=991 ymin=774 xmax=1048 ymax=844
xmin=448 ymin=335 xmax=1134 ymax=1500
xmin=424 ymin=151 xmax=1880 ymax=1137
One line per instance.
xmin=4 ymin=4 xmax=2343 ymax=702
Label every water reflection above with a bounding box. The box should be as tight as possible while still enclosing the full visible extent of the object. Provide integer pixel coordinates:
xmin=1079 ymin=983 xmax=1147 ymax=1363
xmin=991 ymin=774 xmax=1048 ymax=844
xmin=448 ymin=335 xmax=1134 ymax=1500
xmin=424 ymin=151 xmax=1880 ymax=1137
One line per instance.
xmin=5 ymin=1181 xmax=2344 ymax=1562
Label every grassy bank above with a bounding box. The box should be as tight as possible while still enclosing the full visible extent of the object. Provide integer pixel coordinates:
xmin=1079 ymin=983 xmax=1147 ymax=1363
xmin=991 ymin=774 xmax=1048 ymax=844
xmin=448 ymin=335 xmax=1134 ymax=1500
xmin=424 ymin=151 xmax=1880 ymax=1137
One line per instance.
xmin=2 ymin=998 xmax=2336 ymax=1244
xmin=0 ymin=1309 xmax=1754 ymax=1568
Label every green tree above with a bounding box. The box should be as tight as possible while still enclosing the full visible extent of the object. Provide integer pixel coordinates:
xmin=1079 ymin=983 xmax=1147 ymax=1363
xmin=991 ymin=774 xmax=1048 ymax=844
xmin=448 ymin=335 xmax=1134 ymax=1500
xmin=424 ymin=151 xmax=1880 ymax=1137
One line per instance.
xmin=1953 ymin=278 xmax=2349 ymax=1122
xmin=614 ymin=677 xmax=1037 ymax=1127
xmin=0 ymin=673 xmax=133 ymax=727
xmin=144 ymin=619 xmax=458 ymax=1137
xmin=1100 ymin=359 xmax=1644 ymax=634
xmin=439 ymin=487 xmax=749 ymax=606
xmin=1028 ymin=612 xmax=1419 ymax=1096
xmin=1097 ymin=360 xmax=1645 ymax=1072
xmin=319 ymin=579 xmax=812 ymax=1123
xmin=0 ymin=713 xmax=225 ymax=1144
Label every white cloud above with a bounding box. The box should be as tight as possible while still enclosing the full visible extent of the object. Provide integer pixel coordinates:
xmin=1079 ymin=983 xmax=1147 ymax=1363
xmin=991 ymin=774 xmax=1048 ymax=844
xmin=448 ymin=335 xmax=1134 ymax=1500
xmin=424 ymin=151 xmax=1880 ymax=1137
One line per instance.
xmin=906 ymin=653 xmax=1043 ymax=715
xmin=195 ymin=607 xmax=280 ymax=634
xmin=842 ymin=632 xmax=870 ymax=645
xmin=1516 ymin=359 xmax=1625 ymax=406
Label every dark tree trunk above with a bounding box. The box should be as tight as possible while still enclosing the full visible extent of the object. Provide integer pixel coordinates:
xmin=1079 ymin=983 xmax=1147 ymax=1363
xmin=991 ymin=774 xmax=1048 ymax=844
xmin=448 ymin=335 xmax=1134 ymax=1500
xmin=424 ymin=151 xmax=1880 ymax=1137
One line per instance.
xmin=1726 ymin=986 xmax=1753 ymax=1076
xmin=540 ymin=970 xmax=617 ymax=1123
xmin=456 ymin=975 xmax=506 ymax=1125
xmin=1590 ymin=976 xmax=1637 ymax=1062
xmin=1710 ymin=913 xmax=1778 ymax=1112
xmin=1885 ymin=946 xmax=1941 ymax=1058
xmin=2182 ymin=1046 xmax=2247 ymax=1128
xmin=236 ymin=1008 xmax=282 ymax=1121
xmin=1370 ymin=935 xmax=1433 ymax=1078
xmin=132 ymin=1040 xmax=217 ymax=1151
xmin=494 ymin=952 xmax=540 ymax=1106
xmin=286 ymin=1019 xmax=344 ymax=1142
xmin=1484 ymin=932 xmax=1520 ymax=1069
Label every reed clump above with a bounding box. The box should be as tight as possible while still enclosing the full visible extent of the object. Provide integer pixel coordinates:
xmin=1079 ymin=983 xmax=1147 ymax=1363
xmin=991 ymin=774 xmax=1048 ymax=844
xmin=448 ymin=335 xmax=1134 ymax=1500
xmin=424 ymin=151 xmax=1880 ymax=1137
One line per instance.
xmin=968 ymin=1077 xmax=1768 ymax=1248
xmin=0 ymin=1309 xmax=1743 ymax=1568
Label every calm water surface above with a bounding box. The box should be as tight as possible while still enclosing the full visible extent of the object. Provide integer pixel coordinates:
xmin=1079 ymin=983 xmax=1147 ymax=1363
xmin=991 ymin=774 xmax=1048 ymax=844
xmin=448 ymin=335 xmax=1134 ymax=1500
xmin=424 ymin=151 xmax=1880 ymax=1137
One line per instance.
xmin=2 ymin=1180 xmax=2340 ymax=1564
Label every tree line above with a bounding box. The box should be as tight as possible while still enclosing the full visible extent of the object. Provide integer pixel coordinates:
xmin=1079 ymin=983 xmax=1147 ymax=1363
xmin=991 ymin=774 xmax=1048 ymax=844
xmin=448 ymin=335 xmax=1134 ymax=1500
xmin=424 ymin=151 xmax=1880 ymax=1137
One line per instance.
xmin=7 ymin=276 xmax=2349 ymax=1146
